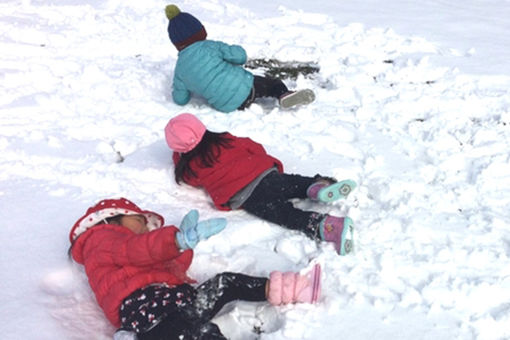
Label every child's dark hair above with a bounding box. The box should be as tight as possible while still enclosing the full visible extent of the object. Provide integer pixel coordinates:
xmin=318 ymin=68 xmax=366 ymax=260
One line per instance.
xmin=175 ymin=130 xmax=233 ymax=183
xmin=67 ymin=215 xmax=125 ymax=259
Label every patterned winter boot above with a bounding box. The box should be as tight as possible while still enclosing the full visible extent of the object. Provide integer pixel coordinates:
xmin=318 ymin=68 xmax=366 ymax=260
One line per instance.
xmin=267 ymin=264 xmax=321 ymax=306
xmin=319 ymin=215 xmax=354 ymax=255
xmin=307 ymin=176 xmax=356 ymax=203
xmin=279 ymin=89 xmax=315 ymax=109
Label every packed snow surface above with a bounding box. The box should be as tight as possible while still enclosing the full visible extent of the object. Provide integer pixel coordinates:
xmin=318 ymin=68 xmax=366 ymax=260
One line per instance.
xmin=1 ymin=0 xmax=510 ymax=339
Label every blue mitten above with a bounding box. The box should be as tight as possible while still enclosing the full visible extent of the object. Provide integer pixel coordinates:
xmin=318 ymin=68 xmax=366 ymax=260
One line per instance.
xmin=176 ymin=210 xmax=227 ymax=250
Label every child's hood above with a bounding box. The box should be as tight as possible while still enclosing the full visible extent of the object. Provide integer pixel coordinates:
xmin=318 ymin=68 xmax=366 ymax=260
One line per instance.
xmin=69 ymin=198 xmax=164 ymax=243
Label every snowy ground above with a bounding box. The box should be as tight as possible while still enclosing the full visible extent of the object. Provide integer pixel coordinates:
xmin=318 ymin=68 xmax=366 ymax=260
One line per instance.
xmin=1 ymin=0 xmax=510 ymax=339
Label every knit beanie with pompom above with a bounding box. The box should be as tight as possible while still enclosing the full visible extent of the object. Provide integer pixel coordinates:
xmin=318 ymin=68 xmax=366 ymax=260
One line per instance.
xmin=164 ymin=113 xmax=206 ymax=153
xmin=165 ymin=4 xmax=207 ymax=51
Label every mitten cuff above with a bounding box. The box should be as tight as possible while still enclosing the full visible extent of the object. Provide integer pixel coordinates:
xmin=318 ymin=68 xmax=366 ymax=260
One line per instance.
xmin=175 ymin=231 xmax=189 ymax=250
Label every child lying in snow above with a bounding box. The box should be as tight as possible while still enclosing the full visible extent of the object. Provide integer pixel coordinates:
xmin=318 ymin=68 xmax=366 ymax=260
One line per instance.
xmin=69 ymin=198 xmax=321 ymax=340
xmin=165 ymin=113 xmax=356 ymax=255
xmin=165 ymin=4 xmax=315 ymax=113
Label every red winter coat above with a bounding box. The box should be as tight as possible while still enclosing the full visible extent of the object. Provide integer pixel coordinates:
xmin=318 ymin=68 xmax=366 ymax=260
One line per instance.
xmin=173 ymin=133 xmax=284 ymax=210
xmin=71 ymin=224 xmax=194 ymax=327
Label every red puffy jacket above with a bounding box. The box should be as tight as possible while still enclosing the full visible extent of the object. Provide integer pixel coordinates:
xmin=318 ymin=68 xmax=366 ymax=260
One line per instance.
xmin=173 ymin=133 xmax=284 ymax=210
xmin=71 ymin=224 xmax=194 ymax=327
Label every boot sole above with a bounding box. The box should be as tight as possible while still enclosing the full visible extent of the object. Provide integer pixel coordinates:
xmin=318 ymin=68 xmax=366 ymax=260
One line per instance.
xmin=318 ymin=179 xmax=357 ymax=203
xmin=279 ymin=89 xmax=315 ymax=109
xmin=339 ymin=217 xmax=354 ymax=255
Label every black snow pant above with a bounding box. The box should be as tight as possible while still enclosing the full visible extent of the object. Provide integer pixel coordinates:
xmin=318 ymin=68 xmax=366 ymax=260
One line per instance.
xmin=238 ymin=75 xmax=289 ymax=109
xmin=119 ymin=273 xmax=268 ymax=340
xmin=242 ymin=172 xmax=325 ymax=239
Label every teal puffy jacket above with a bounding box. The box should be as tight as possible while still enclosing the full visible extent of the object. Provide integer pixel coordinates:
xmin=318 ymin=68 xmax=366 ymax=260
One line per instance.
xmin=172 ymin=40 xmax=254 ymax=113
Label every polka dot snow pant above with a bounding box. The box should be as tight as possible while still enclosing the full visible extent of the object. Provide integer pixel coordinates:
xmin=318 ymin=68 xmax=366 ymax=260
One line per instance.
xmin=119 ymin=273 xmax=268 ymax=340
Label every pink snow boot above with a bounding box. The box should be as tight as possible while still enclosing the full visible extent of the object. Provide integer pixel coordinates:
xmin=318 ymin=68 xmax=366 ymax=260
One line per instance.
xmin=320 ymin=215 xmax=354 ymax=255
xmin=307 ymin=178 xmax=356 ymax=203
xmin=267 ymin=264 xmax=321 ymax=306
xmin=279 ymin=89 xmax=315 ymax=109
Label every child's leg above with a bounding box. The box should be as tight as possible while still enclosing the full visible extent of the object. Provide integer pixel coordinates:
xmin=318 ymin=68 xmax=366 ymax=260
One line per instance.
xmin=250 ymin=75 xmax=315 ymax=109
xmin=139 ymin=318 xmax=226 ymax=340
xmin=252 ymin=75 xmax=289 ymax=99
xmin=243 ymin=195 xmax=324 ymax=239
xmin=127 ymin=275 xmax=266 ymax=340
xmin=238 ymin=75 xmax=288 ymax=110
xmin=120 ymin=284 xmax=197 ymax=340
xmin=242 ymin=172 xmax=325 ymax=239
xmin=125 ymin=284 xmax=229 ymax=340
xmin=258 ymin=171 xmax=316 ymax=200
xmin=193 ymin=272 xmax=268 ymax=322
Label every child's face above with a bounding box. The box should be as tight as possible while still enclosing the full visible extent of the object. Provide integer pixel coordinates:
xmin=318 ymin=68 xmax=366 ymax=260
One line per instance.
xmin=119 ymin=215 xmax=149 ymax=234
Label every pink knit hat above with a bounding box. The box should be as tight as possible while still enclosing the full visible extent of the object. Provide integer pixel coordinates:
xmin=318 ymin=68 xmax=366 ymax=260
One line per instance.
xmin=164 ymin=113 xmax=206 ymax=153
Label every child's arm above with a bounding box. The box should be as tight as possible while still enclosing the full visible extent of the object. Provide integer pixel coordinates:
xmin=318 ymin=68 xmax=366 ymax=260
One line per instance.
xmin=217 ymin=41 xmax=247 ymax=65
xmin=172 ymin=76 xmax=191 ymax=105
xmin=96 ymin=227 xmax=186 ymax=267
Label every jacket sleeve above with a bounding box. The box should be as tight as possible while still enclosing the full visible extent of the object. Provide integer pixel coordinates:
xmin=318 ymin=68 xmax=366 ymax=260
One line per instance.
xmin=95 ymin=227 xmax=187 ymax=267
xmin=172 ymin=76 xmax=191 ymax=105
xmin=217 ymin=41 xmax=247 ymax=65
